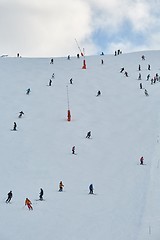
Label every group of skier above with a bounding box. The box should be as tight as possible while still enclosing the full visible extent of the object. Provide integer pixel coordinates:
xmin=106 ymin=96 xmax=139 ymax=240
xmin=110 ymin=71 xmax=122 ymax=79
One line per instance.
xmin=120 ymin=67 xmax=129 ymax=77
xmin=12 ymin=87 xmax=31 ymax=130
xmin=120 ymin=54 xmax=160 ymax=97
xmin=7 ymin=52 xmax=151 ymax=215
xmin=137 ymin=58 xmax=160 ymax=95
xmin=5 ymin=181 xmax=94 ymax=210
xmin=5 ymin=191 xmax=33 ymax=210
xmin=5 ymin=188 xmax=44 ymax=210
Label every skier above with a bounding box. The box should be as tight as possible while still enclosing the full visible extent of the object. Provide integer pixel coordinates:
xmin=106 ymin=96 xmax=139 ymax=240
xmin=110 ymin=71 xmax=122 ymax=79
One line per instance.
xmin=141 ymin=55 xmax=145 ymax=60
xmin=140 ymin=83 xmax=143 ymax=89
xmin=151 ymin=78 xmax=153 ymax=85
xmin=140 ymin=156 xmax=144 ymax=165
xmin=6 ymin=191 xmax=13 ymax=203
xmin=138 ymin=64 xmax=141 ymax=71
xmin=49 ymin=79 xmax=52 ymax=86
xmin=70 ymin=78 xmax=73 ymax=84
xmin=52 ymin=73 xmax=55 ymax=79
xmin=89 ymin=184 xmax=94 ymax=194
xmin=13 ymin=122 xmax=17 ymax=131
xmin=59 ymin=181 xmax=64 ymax=192
xmin=146 ymin=74 xmax=150 ymax=81
xmin=96 ymin=90 xmax=101 ymax=97
xmin=101 ymin=59 xmax=104 ymax=65
xmin=148 ymin=64 xmax=151 ymax=70
xmin=138 ymin=73 xmax=141 ymax=80
xmin=67 ymin=55 xmax=70 ymax=60
xmin=124 ymin=71 xmax=129 ymax=77
xmin=26 ymin=88 xmax=31 ymax=95
xmin=19 ymin=111 xmax=24 ymax=118
xmin=77 ymin=53 xmax=80 ymax=58
xmin=155 ymin=73 xmax=159 ymax=81
xmin=39 ymin=188 xmax=44 ymax=201
xmin=50 ymin=58 xmax=53 ymax=64
xmin=120 ymin=67 xmax=124 ymax=73
xmin=25 ymin=198 xmax=33 ymax=210
xmin=72 ymin=146 xmax=75 ymax=154
xmin=86 ymin=131 xmax=91 ymax=139
xmin=144 ymin=89 xmax=149 ymax=96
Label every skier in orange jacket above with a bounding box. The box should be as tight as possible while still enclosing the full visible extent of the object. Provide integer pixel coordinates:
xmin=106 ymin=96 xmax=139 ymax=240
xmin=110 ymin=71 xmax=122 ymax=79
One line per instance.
xmin=25 ymin=198 xmax=33 ymax=210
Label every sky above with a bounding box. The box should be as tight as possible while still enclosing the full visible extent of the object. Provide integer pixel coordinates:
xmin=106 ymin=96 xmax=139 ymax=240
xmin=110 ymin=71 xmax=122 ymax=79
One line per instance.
xmin=0 ymin=0 xmax=160 ymax=57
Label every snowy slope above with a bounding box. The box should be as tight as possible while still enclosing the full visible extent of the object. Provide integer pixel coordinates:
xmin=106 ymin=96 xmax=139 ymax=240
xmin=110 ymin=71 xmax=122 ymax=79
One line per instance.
xmin=0 ymin=51 xmax=160 ymax=240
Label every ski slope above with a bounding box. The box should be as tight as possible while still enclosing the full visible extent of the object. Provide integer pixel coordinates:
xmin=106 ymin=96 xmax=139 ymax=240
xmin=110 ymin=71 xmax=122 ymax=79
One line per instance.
xmin=0 ymin=51 xmax=160 ymax=240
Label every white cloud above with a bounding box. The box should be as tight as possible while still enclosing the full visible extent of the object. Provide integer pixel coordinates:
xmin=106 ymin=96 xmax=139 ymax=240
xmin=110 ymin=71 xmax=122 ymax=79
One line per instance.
xmin=0 ymin=0 xmax=160 ymax=56
xmin=0 ymin=0 xmax=93 ymax=56
xmin=85 ymin=0 xmax=160 ymax=53
xmin=126 ymin=2 xmax=152 ymax=32
xmin=86 ymin=0 xmax=152 ymax=32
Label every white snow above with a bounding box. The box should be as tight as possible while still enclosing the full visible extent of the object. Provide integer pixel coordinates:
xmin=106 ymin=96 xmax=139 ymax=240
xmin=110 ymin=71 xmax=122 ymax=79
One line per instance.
xmin=0 ymin=51 xmax=160 ymax=239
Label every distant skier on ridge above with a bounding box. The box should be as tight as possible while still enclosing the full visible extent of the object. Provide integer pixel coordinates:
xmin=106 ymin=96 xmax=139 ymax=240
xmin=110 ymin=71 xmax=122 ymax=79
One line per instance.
xmin=50 ymin=58 xmax=53 ymax=64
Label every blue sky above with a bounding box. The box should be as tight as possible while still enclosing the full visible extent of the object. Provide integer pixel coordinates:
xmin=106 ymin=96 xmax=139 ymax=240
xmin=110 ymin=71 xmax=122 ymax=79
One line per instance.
xmin=0 ymin=0 xmax=160 ymax=57
xmin=92 ymin=22 xmax=146 ymax=52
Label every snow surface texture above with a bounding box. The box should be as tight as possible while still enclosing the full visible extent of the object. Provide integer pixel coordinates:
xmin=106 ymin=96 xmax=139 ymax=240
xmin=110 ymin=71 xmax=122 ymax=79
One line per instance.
xmin=0 ymin=51 xmax=160 ymax=240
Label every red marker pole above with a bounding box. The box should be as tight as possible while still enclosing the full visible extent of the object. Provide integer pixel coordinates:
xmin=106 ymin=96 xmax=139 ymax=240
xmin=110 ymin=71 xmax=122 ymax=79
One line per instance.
xmin=66 ymin=85 xmax=71 ymax=121
xmin=82 ymin=59 xmax=87 ymax=69
xmin=67 ymin=109 xmax=71 ymax=121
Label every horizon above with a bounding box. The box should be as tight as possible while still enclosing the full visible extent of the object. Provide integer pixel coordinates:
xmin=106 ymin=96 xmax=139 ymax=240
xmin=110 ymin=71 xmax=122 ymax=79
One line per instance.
xmin=2 ymin=48 xmax=160 ymax=58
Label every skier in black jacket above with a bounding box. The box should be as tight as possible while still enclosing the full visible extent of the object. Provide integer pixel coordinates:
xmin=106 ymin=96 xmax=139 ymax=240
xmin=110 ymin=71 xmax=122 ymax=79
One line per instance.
xmin=39 ymin=188 xmax=44 ymax=200
xmin=19 ymin=111 xmax=24 ymax=118
xmin=89 ymin=184 xmax=94 ymax=194
xmin=13 ymin=122 xmax=17 ymax=131
xmin=6 ymin=191 xmax=13 ymax=203
xmin=86 ymin=131 xmax=91 ymax=139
